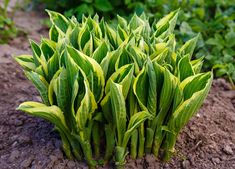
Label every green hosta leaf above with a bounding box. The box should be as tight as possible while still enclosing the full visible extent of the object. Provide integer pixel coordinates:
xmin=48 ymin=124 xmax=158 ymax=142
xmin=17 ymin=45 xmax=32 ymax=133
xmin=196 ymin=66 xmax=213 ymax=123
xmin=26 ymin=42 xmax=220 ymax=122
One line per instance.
xmin=150 ymin=67 xmax=176 ymax=135
xmin=64 ymin=51 xmax=79 ymax=88
xmin=92 ymin=41 xmax=109 ymax=63
xmin=105 ymin=64 xmax=134 ymax=99
xmin=100 ymin=49 xmax=121 ymax=79
xmin=30 ymin=40 xmax=49 ymax=78
xmin=146 ymin=59 xmax=157 ymax=116
xmin=78 ymin=24 xmax=90 ymax=50
xmin=171 ymin=80 xmax=184 ymax=113
xmin=166 ymin=34 xmax=176 ymax=65
xmin=168 ymin=72 xmax=213 ymax=133
xmin=66 ymin=46 xmax=105 ymax=102
xmin=152 ymin=48 xmax=169 ymax=64
xmin=47 ymin=10 xmax=69 ymax=33
xmin=40 ymin=39 xmax=56 ymax=61
xmin=30 ymin=40 xmax=41 ymax=67
xmin=49 ymin=25 xmax=59 ymax=42
xmin=181 ymin=72 xmax=212 ymax=101
xmin=15 ymin=55 xmax=36 ymax=71
xmin=158 ymin=68 xmax=176 ymax=116
xmin=127 ymin=45 xmax=147 ymax=69
xmin=99 ymin=18 xmax=106 ymax=37
xmin=122 ymin=111 xmax=152 ymax=147
xmin=47 ymin=52 xmax=59 ymax=81
xmin=152 ymin=61 xmax=164 ymax=97
xmin=138 ymin=37 xmax=149 ymax=54
xmin=110 ymin=81 xmax=126 ymax=146
xmin=154 ymin=43 xmax=167 ymax=56
xmin=178 ymin=54 xmax=194 ymax=81
xmin=105 ymin=23 xmax=117 ymax=48
xmin=25 ymin=71 xmax=50 ymax=105
xmin=133 ymin=67 xmax=148 ymax=111
xmin=179 ymin=34 xmax=199 ymax=59
xmin=53 ymin=68 xmax=70 ymax=114
xmin=191 ymin=56 xmax=204 ymax=74
xmin=17 ymin=101 xmax=72 ymax=157
xmin=63 ymin=52 xmax=80 ymax=115
xmin=115 ymin=48 xmax=135 ymax=70
xmin=83 ymin=33 xmax=93 ymax=56
xmin=48 ymin=69 xmax=61 ymax=105
xmin=128 ymin=14 xmax=145 ymax=31
xmin=69 ymin=26 xmax=80 ymax=49
xmin=133 ymin=60 xmax=158 ymax=115
xmin=151 ymin=67 xmax=177 ymax=156
xmin=17 ymin=101 xmax=68 ymax=131
xmin=52 ymin=68 xmax=77 ymax=130
xmin=117 ymin=15 xmax=128 ymax=30
xmin=89 ymin=17 xmax=103 ymax=38
xmin=127 ymin=80 xmax=138 ymax=117
xmin=76 ymin=78 xmax=97 ymax=130
xmin=93 ymin=36 xmax=102 ymax=49
xmin=117 ymin=26 xmax=126 ymax=44
xmin=155 ymin=9 xmax=178 ymax=37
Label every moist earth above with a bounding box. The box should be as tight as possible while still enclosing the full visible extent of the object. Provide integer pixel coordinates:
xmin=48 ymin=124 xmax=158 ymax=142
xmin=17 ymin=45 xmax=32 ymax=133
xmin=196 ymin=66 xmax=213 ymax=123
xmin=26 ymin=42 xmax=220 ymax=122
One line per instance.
xmin=0 ymin=10 xmax=235 ymax=169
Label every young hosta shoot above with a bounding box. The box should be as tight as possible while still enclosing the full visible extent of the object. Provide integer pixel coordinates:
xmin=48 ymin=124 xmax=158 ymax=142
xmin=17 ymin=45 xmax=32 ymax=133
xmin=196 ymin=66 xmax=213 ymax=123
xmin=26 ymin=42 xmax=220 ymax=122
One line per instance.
xmin=15 ymin=9 xmax=212 ymax=168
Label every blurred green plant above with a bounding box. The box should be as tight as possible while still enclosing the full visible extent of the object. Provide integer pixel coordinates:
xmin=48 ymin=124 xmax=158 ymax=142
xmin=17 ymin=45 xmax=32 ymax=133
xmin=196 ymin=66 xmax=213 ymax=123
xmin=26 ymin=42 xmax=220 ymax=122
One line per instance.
xmin=0 ymin=0 xmax=18 ymax=43
xmin=31 ymin=0 xmax=132 ymax=20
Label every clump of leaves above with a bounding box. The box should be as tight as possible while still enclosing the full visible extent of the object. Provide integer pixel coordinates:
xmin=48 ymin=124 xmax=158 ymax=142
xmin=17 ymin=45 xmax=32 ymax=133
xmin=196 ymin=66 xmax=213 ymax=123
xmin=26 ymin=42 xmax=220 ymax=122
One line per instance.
xmin=29 ymin=0 xmax=235 ymax=86
xmin=0 ymin=0 xmax=18 ymax=43
xmin=15 ymin=10 xmax=212 ymax=168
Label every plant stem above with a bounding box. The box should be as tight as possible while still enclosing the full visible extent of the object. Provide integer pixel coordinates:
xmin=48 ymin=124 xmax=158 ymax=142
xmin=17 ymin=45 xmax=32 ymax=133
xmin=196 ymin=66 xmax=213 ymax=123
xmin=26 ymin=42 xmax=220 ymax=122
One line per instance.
xmin=145 ymin=127 xmax=154 ymax=153
xmin=152 ymin=128 xmax=163 ymax=157
xmin=104 ymin=125 xmax=115 ymax=162
xmin=92 ymin=122 xmax=101 ymax=158
xmin=130 ymin=129 xmax=138 ymax=159
xmin=162 ymin=132 xmax=177 ymax=161
xmin=115 ymin=146 xmax=126 ymax=169
xmin=138 ymin=123 xmax=145 ymax=158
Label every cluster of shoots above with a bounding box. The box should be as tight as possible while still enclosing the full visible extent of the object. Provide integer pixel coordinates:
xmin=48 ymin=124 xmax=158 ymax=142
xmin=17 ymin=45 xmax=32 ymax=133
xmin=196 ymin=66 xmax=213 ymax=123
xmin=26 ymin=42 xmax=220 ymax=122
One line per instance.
xmin=15 ymin=10 xmax=212 ymax=168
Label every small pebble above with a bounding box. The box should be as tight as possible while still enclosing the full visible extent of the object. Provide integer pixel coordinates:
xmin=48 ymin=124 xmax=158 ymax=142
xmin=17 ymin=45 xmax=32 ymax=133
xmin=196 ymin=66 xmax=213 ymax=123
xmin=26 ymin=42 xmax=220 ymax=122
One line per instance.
xmin=182 ymin=160 xmax=190 ymax=169
xmin=67 ymin=161 xmax=76 ymax=168
xmin=50 ymin=155 xmax=58 ymax=162
xmin=12 ymin=141 xmax=18 ymax=147
xmin=53 ymin=148 xmax=64 ymax=159
xmin=211 ymin=157 xmax=220 ymax=164
xmin=223 ymin=145 xmax=233 ymax=155
xmin=18 ymin=136 xmax=32 ymax=144
xmin=9 ymin=150 xmax=20 ymax=162
xmin=54 ymin=163 xmax=66 ymax=169
xmin=21 ymin=158 xmax=33 ymax=168
xmin=14 ymin=119 xmax=23 ymax=126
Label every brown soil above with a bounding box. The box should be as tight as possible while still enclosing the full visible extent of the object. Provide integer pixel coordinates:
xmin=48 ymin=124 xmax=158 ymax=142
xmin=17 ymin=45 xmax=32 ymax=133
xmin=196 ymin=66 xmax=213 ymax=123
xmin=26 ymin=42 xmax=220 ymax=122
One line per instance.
xmin=0 ymin=10 xmax=235 ymax=169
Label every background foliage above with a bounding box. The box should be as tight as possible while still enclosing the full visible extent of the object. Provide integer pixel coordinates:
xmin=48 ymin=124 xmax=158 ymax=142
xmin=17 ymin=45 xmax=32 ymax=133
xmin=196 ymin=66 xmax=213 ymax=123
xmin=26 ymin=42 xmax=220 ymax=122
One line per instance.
xmin=31 ymin=0 xmax=235 ymax=87
xmin=0 ymin=0 xmax=18 ymax=43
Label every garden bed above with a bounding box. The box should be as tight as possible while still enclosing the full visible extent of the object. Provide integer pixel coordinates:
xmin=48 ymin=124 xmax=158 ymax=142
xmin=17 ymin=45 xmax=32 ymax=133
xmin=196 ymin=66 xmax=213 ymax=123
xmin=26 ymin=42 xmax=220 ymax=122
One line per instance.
xmin=0 ymin=10 xmax=235 ymax=169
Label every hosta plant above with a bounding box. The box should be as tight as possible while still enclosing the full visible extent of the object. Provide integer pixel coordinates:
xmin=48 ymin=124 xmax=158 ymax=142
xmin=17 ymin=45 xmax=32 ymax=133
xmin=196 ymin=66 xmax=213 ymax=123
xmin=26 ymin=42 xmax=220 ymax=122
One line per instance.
xmin=15 ymin=10 xmax=212 ymax=168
